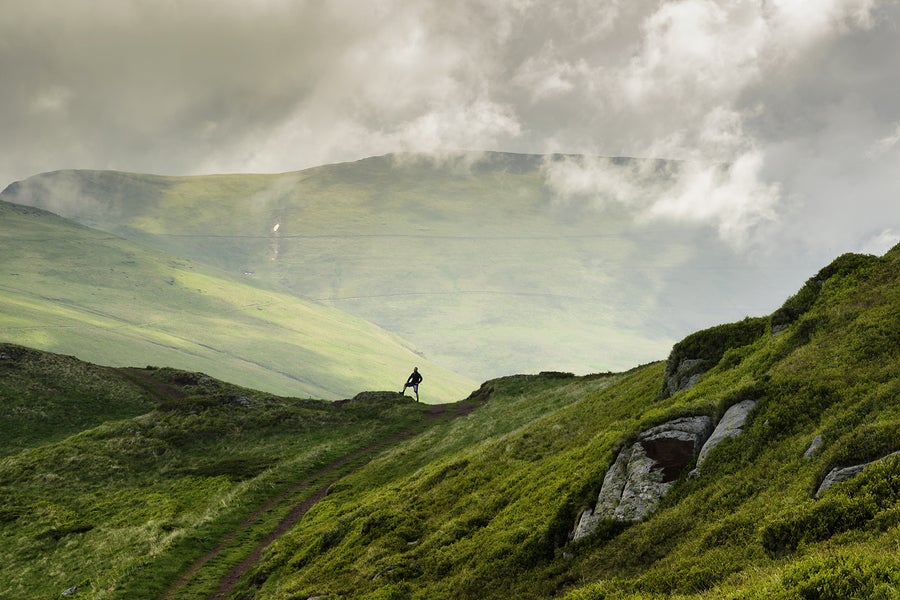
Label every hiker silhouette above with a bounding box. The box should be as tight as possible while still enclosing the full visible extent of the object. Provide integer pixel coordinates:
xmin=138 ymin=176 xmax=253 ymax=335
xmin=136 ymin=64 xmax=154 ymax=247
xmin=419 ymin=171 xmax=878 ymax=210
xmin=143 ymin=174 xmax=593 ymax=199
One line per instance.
xmin=402 ymin=367 xmax=423 ymax=401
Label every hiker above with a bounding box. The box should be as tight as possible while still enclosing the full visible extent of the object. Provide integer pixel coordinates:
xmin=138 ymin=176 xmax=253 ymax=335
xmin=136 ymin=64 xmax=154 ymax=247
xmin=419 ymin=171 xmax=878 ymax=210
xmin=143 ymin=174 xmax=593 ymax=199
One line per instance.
xmin=402 ymin=367 xmax=423 ymax=401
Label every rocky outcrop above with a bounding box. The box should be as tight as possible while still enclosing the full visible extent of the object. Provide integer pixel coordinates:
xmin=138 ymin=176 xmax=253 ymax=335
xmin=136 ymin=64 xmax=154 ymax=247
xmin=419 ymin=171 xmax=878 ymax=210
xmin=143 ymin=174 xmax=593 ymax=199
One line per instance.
xmin=573 ymin=416 xmax=712 ymax=540
xmin=661 ymin=318 xmax=768 ymax=398
xmin=662 ymin=358 xmax=707 ymax=396
xmin=694 ymin=399 xmax=757 ymax=471
xmin=815 ymin=451 xmax=900 ymax=498
xmin=803 ymin=434 xmax=823 ymax=459
xmin=574 ymin=400 xmax=764 ymax=541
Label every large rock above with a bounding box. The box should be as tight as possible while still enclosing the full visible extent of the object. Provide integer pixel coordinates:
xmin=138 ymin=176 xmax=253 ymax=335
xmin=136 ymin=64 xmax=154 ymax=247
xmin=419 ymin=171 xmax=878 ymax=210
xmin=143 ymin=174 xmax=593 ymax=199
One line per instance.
xmin=574 ymin=416 xmax=712 ymax=540
xmin=694 ymin=399 xmax=757 ymax=470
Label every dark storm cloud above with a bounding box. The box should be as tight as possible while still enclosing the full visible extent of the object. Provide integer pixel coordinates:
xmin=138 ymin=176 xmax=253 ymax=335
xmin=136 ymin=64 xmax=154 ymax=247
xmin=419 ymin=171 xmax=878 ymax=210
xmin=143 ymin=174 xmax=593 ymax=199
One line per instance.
xmin=1 ymin=0 xmax=899 ymax=258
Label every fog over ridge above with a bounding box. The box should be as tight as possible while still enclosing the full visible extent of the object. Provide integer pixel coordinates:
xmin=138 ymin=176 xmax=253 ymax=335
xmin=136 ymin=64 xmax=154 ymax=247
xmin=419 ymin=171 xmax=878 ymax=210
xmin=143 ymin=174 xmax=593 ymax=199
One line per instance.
xmin=1 ymin=0 xmax=898 ymax=262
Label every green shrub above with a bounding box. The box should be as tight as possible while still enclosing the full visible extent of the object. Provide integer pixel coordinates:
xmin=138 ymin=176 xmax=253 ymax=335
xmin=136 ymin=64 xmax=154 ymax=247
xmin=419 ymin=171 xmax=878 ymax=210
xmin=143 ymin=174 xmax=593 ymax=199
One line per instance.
xmin=771 ymin=280 xmax=824 ymax=332
xmin=755 ymin=381 xmax=842 ymax=438
xmin=156 ymin=393 xmax=231 ymax=412
xmin=762 ymin=458 xmax=900 ymax=556
xmin=669 ymin=317 xmax=768 ymax=363
xmin=761 ymin=495 xmax=878 ymax=556
xmin=663 ymin=317 xmax=768 ymax=396
xmin=819 ymin=423 xmax=900 ymax=484
xmin=778 ymin=552 xmax=900 ymax=599
xmin=771 ymin=253 xmax=879 ymax=331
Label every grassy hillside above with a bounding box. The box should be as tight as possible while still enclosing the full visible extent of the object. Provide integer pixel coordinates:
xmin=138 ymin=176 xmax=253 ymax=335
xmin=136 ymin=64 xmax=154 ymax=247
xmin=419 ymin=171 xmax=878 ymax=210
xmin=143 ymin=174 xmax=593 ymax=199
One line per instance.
xmin=0 ymin=344 xmax=160 ymax=457
xmin=0 ymin=243 xmax=896 ymax=599
xmin=0 ymin=355 xmax=470 ymax=599
xmin=1 ymin=153 xmax=800 ymax=380
xmin=216 ymin=243 xmax=898 ymax=599
xmin=0 ymin=201 xmax=475 ymax=402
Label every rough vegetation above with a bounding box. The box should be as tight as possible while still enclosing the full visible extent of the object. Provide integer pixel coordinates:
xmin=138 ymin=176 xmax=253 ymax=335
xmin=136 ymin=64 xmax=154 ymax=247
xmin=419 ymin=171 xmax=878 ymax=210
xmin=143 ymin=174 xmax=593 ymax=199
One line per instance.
xmin=0 ymin=243 xmax=898 ymax=599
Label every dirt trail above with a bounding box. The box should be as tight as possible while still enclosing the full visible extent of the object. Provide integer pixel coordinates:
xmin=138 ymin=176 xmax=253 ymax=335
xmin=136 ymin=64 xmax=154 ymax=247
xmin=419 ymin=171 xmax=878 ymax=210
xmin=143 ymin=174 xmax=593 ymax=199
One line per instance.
xmin=114 ymin=367 xmax=187 ymax=402
xmin=163 ymin=402 xmax=474 ymax=600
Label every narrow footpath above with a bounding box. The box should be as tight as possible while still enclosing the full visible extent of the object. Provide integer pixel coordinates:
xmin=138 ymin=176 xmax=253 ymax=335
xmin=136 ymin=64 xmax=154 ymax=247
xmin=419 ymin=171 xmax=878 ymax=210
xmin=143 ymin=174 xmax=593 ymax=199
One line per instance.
xmin=158 ymin=401 xmax=476 ymax=600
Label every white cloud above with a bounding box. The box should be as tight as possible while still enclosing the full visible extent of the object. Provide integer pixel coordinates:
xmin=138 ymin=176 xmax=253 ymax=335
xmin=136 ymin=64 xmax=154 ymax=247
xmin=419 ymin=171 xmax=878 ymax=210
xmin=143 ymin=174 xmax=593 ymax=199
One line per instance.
xmin=390 ymin=99 xmax=521 ymax=152
xmin=859 ymin=228 xmax=900 ymax=254
xmin=644 ymin=150 xmax=781 ymax=246
xmin=0 ymin=0 xmax=897 ymax=264
xmin=541 ymin=150 xmax=780 ymax=249
xmin=868 ymin=121 xmax=900 ymax=157
xmin=767 ymin=0 xmax=878 ymax=51
xmin=533 ymin=0 xmax=888 ymax=250
xmin=29 ymin=86 xmax=73 ymax=115
xmin=541 ymin=155 xmax=658 ymax=210
xmin=512 ymin=43 xmax=591 ymax=102
xmin=616 ymin=0 xmax=881 ymax=160
xmin=622 ymin=1 xmax=766 ymax=109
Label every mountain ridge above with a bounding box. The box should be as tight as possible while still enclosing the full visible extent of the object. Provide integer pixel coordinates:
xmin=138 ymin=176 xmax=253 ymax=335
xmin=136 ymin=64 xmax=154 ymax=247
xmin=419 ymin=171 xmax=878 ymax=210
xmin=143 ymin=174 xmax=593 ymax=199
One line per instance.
xmin=1 ymin=152 xmax=805 ymax=381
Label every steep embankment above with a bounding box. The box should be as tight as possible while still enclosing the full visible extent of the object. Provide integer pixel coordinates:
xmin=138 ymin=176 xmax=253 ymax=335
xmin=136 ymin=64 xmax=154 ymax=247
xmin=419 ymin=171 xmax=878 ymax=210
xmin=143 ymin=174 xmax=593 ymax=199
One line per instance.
xmin=0 ymin=200 xmax=475 ymax=402
xmin=0 ymin=154 xmax=805 ymax=380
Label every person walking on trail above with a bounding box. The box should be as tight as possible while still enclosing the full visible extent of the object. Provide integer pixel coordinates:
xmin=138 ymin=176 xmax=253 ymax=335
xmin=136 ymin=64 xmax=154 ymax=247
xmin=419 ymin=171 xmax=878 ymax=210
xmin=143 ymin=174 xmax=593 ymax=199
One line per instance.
xmin=402 ymin=367 xmax=423 ymax=401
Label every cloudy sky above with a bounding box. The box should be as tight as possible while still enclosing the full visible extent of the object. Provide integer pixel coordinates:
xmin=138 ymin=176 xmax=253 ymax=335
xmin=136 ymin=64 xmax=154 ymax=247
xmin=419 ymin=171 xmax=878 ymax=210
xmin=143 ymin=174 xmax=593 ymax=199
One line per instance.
xmin=2 ymin=0 xmax=899 ymax=263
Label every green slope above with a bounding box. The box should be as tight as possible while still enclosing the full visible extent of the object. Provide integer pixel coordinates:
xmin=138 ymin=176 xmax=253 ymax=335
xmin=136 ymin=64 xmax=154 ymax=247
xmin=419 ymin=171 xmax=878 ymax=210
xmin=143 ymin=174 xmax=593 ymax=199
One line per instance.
xmin=0 ymin=201 xmax=475 ymax=402
xmin=0 ymin=243 xmax=896 ymax=599
xmin=0 ymin=359 xmax=465 ymax=599
xmin=1 ymin=154 xmax=792 ymax=381
xmin=222 ymin=244 xmax=899 ymax=599
xmin=0 ymin=344 xmax=158 ymax=457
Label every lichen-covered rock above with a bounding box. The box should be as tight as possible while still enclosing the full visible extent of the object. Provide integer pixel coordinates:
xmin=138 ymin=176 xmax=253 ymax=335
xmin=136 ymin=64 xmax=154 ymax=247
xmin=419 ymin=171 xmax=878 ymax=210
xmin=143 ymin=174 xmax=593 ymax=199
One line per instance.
xmin=662 ymin=358 xmax=707 ymax=396
xmin=573 ymin=446 xmax=632 ymax=540
xmin=694 ymin=399 xmax=757 ymax=469
xmin=573 ymin=416 xmax=712 ymax=540
xmin=612 ymin=442 xmax=670 ymax=521
xmin=816 ymin=451 xmax=900 ymax=498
